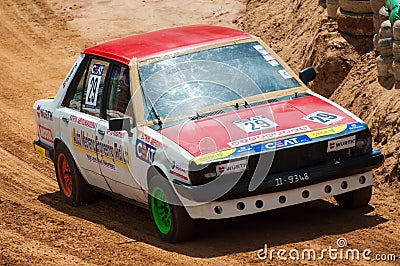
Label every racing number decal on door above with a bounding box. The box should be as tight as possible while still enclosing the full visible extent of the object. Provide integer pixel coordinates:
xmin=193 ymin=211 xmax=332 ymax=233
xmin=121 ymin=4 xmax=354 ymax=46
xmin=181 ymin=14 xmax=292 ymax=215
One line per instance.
xmin=85 ymin=64 xmax=104 ymax=109
xmin=302 ymin=111 xmax=344 ymax=125
xmin=233 ymin=115 xmax=278 ymax=133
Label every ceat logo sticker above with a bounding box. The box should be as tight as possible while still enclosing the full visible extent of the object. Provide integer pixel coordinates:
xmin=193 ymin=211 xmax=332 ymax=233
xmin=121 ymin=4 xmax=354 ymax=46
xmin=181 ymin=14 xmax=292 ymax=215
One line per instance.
xmin=215 ymin=159 xmax=248 ymax=176
xmin=327 ymin=135 xmax=356 ymax=152
xmin=136 ymin=139 xmax=156 ymax=164
xmin=263 ymin=135 xmax=312 ymax=150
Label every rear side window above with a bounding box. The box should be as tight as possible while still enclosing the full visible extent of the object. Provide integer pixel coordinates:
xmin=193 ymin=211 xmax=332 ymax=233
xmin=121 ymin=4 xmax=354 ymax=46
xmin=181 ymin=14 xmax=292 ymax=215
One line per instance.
xmin=62 ymin=58 xmax=110 ymax=118
xmin=82 ymin=59 xmax=110 ymax=117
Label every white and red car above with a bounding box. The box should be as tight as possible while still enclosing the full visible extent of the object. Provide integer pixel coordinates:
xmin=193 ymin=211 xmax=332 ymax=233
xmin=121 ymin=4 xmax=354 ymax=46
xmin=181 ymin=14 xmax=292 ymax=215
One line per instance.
xmin=33 ymin=25 xmax=383 ymax=242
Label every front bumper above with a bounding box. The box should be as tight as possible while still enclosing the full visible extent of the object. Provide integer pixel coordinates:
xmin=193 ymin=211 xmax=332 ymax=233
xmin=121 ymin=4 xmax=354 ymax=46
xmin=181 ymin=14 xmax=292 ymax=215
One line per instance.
xmin=185 ymin=171 xmax=373 ymax=219
xmin=33 ymin=139 xmax=54 ymax=161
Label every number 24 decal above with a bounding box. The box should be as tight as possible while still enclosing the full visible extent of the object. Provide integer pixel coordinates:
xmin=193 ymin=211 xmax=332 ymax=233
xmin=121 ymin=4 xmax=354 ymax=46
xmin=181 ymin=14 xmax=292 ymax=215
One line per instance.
xmin=302 ymin=111 xmax=344 ymax=125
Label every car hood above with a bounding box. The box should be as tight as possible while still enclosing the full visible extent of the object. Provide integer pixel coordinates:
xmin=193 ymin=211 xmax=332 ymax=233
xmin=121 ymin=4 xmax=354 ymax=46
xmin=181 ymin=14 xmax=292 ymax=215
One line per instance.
xmin=159 ymin=94 xmax=360 ymax=158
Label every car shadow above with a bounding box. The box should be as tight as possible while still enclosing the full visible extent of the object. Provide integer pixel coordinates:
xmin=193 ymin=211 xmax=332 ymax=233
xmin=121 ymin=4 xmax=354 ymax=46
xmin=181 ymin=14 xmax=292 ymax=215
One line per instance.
xmin=38 ymin=191 xmax=387 ymax=258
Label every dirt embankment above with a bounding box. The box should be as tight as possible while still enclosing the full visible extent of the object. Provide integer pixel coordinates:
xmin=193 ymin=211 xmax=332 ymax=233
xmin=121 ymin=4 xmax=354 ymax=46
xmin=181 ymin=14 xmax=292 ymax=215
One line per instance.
xmin=0 ymin=0 xmax=399 ymax=265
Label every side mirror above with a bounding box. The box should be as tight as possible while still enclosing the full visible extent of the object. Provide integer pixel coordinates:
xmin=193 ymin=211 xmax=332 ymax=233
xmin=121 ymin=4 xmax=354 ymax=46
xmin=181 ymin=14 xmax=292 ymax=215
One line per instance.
xmin=299 ymin=66 xmax=316 ymax=85
xmin=109 ymin=117 xmax=131 ymax=136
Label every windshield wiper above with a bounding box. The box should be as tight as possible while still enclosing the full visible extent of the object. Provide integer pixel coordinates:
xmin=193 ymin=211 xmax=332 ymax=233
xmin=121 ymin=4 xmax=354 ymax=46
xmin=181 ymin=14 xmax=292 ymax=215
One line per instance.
xmin=147 ymin=95 xmax=162 ymax=127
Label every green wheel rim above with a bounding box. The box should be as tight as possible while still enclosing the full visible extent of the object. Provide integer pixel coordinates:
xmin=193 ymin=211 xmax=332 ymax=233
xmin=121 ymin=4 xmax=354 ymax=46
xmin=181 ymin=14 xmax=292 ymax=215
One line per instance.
xmin=151 ymin=186 xmax=171 ymax=234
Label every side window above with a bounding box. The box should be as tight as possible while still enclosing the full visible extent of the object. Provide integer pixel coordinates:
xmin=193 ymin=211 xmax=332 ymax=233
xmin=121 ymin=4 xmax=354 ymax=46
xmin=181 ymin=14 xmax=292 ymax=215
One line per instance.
xmin=106 ymin=65 xmax=134 ymax=124
xmin=62 ymin=59 xmax=89 ymax=111
xmin=82 ymin=59 xmax=110 ymax=117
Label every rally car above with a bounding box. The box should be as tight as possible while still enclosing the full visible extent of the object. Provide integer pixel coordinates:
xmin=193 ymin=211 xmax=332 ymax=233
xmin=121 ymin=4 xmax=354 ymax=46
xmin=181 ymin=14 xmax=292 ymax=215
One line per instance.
xmin=33 ymin=25 xmax=383 ymax=242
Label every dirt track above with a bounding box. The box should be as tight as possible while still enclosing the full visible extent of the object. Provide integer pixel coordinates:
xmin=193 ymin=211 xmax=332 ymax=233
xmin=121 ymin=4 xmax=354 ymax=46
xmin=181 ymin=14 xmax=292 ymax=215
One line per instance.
xmin=0 ymin=0 xmax=399 ymax=265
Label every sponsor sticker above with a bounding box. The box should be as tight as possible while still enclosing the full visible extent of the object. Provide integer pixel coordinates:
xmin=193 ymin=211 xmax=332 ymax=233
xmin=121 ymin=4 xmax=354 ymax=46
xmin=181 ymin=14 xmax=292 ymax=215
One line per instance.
xmin=193 ymin=148 xmax=236 ymax=164
xmin=278 ymin=69 xmax=292 ymax=79
xmin=38 ymin=125 xmax=53 ymax=143
xmin=216 ymin=159 xmax=248 ymax=176
xmin=136 ymin=139 xmax=156 ymax=164
xmin=268 ymin=60 xmax=279 ymax=66
xmin=302 ymin=111 xmax=344 ymax=125
xmin=327 ymin=135 xmax=356 ymax=152
xmin=170 ymin=160 xmax=189 ymax=181
xmin=69 ymin=115 xmax=96 ymax=129
xmin=306 ymin=124 xmax=347 ymax=139
xmin=228 ymin=125 xmax=311 ymax=148
xmin=233 ymin=115 xmax=278 ymax=133
xmin=36 ymin=105 xmax=53 ymax=120
xmin=138 ymin=133 xmax=161 ymax=148
xmin=85 ymin=64 xmax=105 ymax=109
xmin=263 ymin=135 xmax=312 ymax=151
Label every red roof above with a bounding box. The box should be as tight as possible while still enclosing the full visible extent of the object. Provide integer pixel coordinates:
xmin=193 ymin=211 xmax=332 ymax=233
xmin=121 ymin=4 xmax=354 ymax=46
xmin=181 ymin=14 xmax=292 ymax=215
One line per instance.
xmin=83 ymin=25 xmax=250 ymax=64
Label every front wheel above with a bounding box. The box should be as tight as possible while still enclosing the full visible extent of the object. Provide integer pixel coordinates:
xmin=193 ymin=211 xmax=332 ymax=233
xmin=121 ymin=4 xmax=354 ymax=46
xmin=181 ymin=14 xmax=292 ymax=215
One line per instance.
xmin=334 ymin=186 xmax=373 ymax=209
xmin=55 ymin=142 xmax=95 ymax=206
xmin=148 ymin=176 xmax=195 ymax=243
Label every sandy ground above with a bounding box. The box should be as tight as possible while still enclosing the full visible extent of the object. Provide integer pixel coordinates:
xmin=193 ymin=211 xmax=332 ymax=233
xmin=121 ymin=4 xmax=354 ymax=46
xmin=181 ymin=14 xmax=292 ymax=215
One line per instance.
xmin=0 ymin=0 xmax=398 ymax=265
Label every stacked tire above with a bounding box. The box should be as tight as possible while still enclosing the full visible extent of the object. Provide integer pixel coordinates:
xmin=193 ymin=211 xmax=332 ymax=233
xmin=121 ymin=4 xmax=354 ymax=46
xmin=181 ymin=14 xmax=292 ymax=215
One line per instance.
xmin=377 ymin=20 xmax=395 ymax=88
xmin=393 ymin=20 xmax=400 ymax=88
xmin=327 ymin=0 xmax=339 ymax=19
xmin=337 ymin=0 xmax=375 ymax=36
xmin=370 ymin=0 xmax=386 ymax=32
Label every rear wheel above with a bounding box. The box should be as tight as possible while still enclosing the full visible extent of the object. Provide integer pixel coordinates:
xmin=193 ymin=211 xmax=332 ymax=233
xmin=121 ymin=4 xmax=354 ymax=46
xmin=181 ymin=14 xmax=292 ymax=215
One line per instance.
xmin=334 ymin=186 xmax=373 ymax=209
xmin=55 ymin=142 xmax=95 ymax=206
xmin=148 ymin=176 xmax=195 ymax=243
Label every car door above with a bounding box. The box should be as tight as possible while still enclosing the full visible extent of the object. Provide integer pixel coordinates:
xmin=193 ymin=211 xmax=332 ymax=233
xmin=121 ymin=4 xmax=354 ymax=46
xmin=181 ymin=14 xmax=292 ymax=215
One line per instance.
xmin=95 ymin=64 xmax=146 ymax=202
xmin=59 ymin=56 xmax=112 ymax=191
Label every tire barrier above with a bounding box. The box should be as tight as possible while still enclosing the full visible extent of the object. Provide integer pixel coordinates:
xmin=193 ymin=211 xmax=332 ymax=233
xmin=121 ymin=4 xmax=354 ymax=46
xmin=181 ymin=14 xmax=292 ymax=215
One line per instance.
xmin=375 ymin=18 xmax=395 ymax=88
xmin=379 ymin=6 xmax=390 ymax=25
xmin=380 ymin=20 xmax=393 ymax=37
xmin=337 ymin=8 xmax=375 ymax=35
xmin=327 ymin=0 xmax=340 ymax=19
xmin=371 ymin=0 xmax=386 ymax=32
xmin=378 ymin=37 xmax=394 ymax=55
xmin=370 ymin=0 xmax=386 ymax=13
xmin=337 ymin=0 xmax=375 ymax=36
xmin=340 ymin=0 xmax=372 ymax=13
xmin=392 ymin=20 xmax=400 ymax=88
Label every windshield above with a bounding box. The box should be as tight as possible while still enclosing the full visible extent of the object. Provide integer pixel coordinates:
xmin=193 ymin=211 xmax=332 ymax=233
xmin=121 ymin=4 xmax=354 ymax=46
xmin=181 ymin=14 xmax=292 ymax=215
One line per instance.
xmin=139 ymin=41 xmax=301 ymax=121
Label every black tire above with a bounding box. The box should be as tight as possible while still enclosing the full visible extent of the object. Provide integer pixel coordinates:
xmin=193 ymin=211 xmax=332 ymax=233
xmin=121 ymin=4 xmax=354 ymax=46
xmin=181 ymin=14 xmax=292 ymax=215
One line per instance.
xmin=55 ymin=142 xmax=95 ymax=206
xmin=393 ymin=20 xmax=400 ymax=41
xmin=378 ymin=6 xmax=389 ymax=24
xmin=337 ymin=8 xmax=374 ymax=36
xmin=148 ymin=175 xmax=195 ymax=243
xmin=370 ymin=0 xmax=385 ymax=14
xmin=334 ymin=186 xmax=373 ymax=209
xmin=373 ymin=13 xmax=381 ymax=33
xmin=339 ymin=0 xmax=371 ymax=14
xmin=393 ymin=41 xmax=400 ymax=59
xmin=377 ymin=55 xmax=394 ymax=77
xmin=379 ymin=20 xmax=393 ymax=38
xmin=392 ymin=60 xmax=400 ymax=80
xmin=327 ymin=0 xmax=339 ymax=19
xmin=378 ymin=37 xmax=394 ymax=56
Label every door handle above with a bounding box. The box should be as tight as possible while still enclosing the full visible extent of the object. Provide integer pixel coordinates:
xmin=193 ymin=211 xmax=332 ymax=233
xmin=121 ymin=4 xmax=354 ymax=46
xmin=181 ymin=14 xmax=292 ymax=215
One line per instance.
xmin=62 ymin=117 xmax=69 ymax=124
xmin=98 ymin=129 xmax=106 ymax=135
